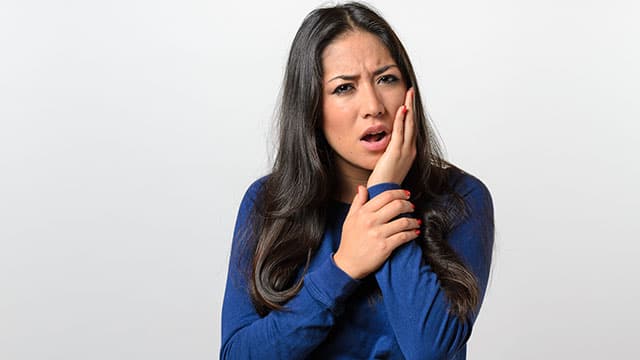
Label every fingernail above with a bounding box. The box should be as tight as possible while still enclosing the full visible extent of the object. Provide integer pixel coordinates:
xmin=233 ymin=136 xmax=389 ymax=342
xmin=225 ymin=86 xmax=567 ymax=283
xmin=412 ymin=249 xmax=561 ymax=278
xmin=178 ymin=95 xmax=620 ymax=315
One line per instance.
xmin=410 ymin=202 xmax=415 ymax=210
xmin=404 ymin=190 xmax=410 ymax=198
xmin=401 ymin=105 xmax=407 ymax=114
xmin=417 ymin=219 xmax=422 ymax=226
xmin=415 ymin=229 xmax=421 ymax=235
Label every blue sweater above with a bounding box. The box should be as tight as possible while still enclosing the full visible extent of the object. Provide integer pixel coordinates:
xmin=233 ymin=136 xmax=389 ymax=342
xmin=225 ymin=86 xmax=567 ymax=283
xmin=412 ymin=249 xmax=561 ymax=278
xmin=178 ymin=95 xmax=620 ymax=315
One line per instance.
xmin=221 ymin=169 xmax=494 ymax=359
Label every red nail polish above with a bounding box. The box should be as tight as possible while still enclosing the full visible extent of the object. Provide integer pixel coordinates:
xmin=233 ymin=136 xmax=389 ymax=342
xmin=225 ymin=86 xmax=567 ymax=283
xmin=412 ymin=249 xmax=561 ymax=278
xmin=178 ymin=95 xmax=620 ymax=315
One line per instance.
xmin=415 ymin=229 xmax=421 ymax=235
xmin=410 ymin=203 xmax=415 ymax=210
xmin=404 ymin=190 xmax=410 ymax=198
xmin=401 ymin=105 xmax=407 ymax=114
xmin=417 ymin=219 xmax=422 ymax=226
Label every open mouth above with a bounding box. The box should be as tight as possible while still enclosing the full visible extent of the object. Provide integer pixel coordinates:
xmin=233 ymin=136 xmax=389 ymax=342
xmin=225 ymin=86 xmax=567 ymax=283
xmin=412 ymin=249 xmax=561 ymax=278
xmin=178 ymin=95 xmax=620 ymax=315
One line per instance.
xmin=361 ymin=131 xmax=387 ymax=142
xmin=359 ymin=125 xmax=391 ymax=151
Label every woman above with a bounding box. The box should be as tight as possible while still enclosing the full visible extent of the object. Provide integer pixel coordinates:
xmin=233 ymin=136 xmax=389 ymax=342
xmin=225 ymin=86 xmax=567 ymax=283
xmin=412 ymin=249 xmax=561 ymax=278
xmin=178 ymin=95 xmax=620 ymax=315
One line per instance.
xmin=221 ymin=2 xmax=494 ymax=359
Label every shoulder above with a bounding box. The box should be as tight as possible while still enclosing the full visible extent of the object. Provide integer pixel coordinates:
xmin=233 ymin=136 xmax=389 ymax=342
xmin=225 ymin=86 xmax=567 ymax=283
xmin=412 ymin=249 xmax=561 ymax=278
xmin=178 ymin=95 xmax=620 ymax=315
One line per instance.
xmin=246 ymin=175 xmax=270 ymax=195
xmin=445 ymin=166 xmax=493 ymax=210
xmin=230 ymin=175 xmax=271 ymax=258
xmin=438 ymin=166 xmax=494 ymax=230
xmin=239 ymin=175 xmax=270 ymax=208
xmin=234 ymin=175 xmax=270 ymax=228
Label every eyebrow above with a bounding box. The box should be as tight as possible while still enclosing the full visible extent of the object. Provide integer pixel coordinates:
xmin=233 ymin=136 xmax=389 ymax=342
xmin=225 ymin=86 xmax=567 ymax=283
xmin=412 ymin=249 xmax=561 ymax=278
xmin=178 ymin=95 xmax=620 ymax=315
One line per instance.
xmin=328 ymin=64 xmax=399 ymax=83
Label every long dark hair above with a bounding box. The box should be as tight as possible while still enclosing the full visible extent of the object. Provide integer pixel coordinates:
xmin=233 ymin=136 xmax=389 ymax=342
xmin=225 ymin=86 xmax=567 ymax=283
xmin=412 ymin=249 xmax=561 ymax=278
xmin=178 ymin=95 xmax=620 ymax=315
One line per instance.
xmin=245 ymin=2 xmax=481 ymax=320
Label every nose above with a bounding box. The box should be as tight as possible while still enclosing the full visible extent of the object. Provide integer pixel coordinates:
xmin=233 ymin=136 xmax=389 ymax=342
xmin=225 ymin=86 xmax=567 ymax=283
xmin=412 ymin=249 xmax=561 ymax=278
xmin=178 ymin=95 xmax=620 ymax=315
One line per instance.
xmin=360 ymin=84 xmax=385 ymax=119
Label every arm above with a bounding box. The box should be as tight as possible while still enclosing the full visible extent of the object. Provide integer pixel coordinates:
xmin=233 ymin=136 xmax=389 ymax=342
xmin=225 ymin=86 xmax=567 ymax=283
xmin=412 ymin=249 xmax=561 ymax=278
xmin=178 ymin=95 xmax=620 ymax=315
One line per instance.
xmin=220 ymin=179 xmax=360 ymax=360
xmin=370 ymin=176 xmax=495 ymax=360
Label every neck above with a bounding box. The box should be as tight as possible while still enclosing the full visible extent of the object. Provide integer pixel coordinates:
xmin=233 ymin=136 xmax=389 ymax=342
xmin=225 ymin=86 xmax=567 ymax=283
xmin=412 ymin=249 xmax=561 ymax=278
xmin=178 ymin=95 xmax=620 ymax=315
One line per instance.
xmin=335 ymin=165 xmax=371 ymax=204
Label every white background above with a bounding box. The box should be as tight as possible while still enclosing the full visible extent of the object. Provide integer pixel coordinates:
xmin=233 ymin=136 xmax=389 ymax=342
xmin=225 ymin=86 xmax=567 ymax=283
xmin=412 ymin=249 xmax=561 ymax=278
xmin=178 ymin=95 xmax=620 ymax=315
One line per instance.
xmin=1 ymin=0 xmax=639 ymax=359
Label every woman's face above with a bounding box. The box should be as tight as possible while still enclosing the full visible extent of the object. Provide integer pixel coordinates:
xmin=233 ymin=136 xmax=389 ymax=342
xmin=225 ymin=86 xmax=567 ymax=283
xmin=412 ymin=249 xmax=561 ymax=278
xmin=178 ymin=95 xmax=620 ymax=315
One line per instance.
xmin=321 ymin=30 xmax=406 ymax=181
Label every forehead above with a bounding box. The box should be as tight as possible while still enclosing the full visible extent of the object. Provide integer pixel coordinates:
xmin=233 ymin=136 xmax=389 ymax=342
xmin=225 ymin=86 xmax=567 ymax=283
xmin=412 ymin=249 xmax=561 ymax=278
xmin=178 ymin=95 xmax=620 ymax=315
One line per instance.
xmin=321 ymin=31 xmax=394 ymax=77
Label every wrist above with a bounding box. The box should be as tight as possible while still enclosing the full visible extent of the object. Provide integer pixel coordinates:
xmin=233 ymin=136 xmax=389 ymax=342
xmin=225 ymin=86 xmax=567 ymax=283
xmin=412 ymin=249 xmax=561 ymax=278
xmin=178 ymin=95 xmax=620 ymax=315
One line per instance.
xmin=367 ymin=182 xmax=402 ymax=199
xmin=332 ymin=252 xmax=362 ymax=280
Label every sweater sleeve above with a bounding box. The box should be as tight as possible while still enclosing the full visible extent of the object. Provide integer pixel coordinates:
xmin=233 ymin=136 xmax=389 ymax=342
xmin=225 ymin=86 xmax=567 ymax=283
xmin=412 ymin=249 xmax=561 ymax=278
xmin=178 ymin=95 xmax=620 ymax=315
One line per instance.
xmin=220 ymin=178 xmax=360 ymax=360
xmin=369 ymin=175 xmax=494 ymax=360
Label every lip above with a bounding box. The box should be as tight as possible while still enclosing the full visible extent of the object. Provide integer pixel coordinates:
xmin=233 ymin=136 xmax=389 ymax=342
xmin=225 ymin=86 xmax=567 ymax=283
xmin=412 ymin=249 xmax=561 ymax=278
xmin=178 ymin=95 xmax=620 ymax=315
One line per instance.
xmin=360 ymin=133 xmax=390 ymax=152
xmin=359 ymin=124 xmax=391 ymax=152
xmin=359 ymin=124 xmax=390 ymax=140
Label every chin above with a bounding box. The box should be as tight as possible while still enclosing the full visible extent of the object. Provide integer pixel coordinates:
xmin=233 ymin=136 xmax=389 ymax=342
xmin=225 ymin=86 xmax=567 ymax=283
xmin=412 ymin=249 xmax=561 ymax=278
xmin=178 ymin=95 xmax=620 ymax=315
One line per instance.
xmin=333 ymin=153 xmax=380 ymax=177
xmin=360 ymin=155 xmax=381 ymax=171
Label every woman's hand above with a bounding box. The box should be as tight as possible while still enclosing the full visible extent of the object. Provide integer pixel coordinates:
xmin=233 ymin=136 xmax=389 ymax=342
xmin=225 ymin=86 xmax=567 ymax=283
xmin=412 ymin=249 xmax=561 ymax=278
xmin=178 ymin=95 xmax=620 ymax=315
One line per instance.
xmin=367 ymin=88 xmax=417 ymax=187
xmin=333 ymin=186 xmax=421 ymax=279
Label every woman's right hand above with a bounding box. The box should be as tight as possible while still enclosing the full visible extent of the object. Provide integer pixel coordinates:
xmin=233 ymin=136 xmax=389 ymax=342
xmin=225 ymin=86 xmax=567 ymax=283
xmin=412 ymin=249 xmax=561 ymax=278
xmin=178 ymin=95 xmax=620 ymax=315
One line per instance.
xmin=333 ymin=186 xmax=421 ymax=280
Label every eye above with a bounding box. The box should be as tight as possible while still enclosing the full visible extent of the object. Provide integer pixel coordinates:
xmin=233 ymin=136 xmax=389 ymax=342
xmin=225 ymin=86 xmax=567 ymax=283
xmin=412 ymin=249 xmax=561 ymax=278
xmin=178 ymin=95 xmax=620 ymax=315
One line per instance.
xmin=378 ymin=74 xmax=399 ymax=84
xmin=332 ymin=83 xmax=354 ymax=95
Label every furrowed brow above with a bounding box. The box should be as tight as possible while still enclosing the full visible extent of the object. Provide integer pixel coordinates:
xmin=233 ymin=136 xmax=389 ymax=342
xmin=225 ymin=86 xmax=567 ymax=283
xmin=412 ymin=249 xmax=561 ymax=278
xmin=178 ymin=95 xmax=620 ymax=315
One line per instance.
xmin=328 ymin=74 xmax=358 ymax=83
xmin=373 ymin=64 xmax=398 ymax=76
xmin=328 ymin=64 xmax=398 ymax=83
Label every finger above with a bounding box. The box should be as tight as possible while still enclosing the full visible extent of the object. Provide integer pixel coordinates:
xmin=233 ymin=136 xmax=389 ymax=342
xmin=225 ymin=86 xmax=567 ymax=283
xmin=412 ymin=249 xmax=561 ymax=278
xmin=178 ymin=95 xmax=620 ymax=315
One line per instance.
xmin=404 ymin=88 xmax=416 ymax=149
xmin=385 ymin=228 xmax=420 ymax=251
xmin=380 ymin=216 xmax=421 ymax=238
xmin=363 ymin=189 xmax=410 ymax=213
xmin=347 ymin=185 xmax=367 ymax=215
xmin=376 ymin=199 xmax=414 ymax=224
xmin=389 ymin=102 xmax=406 ymax=150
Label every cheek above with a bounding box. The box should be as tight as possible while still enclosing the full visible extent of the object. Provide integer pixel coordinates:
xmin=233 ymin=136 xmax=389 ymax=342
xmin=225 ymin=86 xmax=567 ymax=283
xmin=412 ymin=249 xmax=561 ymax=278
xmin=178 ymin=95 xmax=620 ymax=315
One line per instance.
xmin=324 ymin=98 xmax=351 ymax=118
xmin=322 ymin=119 xmax=347 ymax=143
xmin=322 ymin=100 xmax=353 ymax=138
xmin=388 ymin=89 xmax=407 ymax=109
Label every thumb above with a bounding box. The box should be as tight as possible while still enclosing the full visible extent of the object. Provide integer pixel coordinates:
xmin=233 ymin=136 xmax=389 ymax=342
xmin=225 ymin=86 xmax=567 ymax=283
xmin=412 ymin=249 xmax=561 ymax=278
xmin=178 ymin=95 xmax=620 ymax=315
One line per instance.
xmin=349 ymin=185 xmax=368 ymax=212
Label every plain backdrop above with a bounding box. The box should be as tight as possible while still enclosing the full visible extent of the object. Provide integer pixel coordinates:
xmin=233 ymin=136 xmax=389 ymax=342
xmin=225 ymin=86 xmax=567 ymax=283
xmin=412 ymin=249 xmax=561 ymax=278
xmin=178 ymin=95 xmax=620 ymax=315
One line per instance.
xmin=1 ymin=0 xmax=639 ymax=359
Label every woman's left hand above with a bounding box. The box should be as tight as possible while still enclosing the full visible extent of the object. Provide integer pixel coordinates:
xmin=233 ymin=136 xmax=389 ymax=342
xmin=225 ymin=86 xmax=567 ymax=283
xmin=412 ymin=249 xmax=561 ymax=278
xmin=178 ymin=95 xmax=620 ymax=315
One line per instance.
xmin=367 ymin=88 xmax=417 ymax=187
